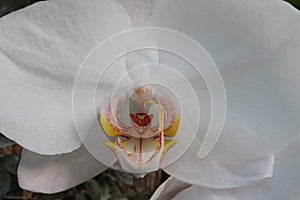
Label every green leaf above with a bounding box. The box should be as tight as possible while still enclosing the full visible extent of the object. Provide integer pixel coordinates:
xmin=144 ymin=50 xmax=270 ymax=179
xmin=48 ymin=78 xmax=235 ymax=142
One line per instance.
xmin=285 ymin=0 xmax=300 ymax=10
xmin=0 ymin=169 xmax=11 ymax=199
xmin=3 ymin=155 xmax=20 ymax=175
xmin=99 ymin=183 xmax=110 ymax=200
xmin=41 ymin=194 xmax=62 ymax=200
xmin=115 ymin=171 xmax=134 ymax=186
xmin=0 ymin=133 xmax=15 ymax=148
xmin=109 ymin=181 xmax=122 ymax=194
xmin=108 ymin=194 xmax=127 ymax=200
xmin=0 ymin=0 xmax=32 ymax=17
xmin=75 ymin=194 xmax=87 ymax=200
xmin=0 ymin=0 xmax=45 ymax=17
xmin=85 ymin=180 xmax=101 ymax=200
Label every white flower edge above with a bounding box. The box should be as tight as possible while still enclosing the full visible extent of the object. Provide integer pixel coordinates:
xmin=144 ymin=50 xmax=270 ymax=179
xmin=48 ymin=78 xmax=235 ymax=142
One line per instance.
xmin=151 ymin=134 xmax=300 ymax=200
xmin=163 ymin=137 xmax=275 ymax=189
xmin=18 ymin=145 xmax=107 ymax=193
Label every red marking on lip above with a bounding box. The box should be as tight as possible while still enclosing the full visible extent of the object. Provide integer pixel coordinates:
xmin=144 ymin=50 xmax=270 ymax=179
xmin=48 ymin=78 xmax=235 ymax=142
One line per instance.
xmin=139 ymin=138 xmax=142 ymax=163
xmin=130 ymin=113 xmax=152 ymax=127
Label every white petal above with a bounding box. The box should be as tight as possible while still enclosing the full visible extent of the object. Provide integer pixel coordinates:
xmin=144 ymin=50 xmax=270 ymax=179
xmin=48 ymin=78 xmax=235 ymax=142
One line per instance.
xmin=163 ymin=138 xmax=274 ymax=188
xmin=18 ymin=146 xmax=107 ymax=193
xmin=154 ymin=135 xmax=300 ymax=200
xmin=153 ymin=0 xmax=300 ymax=162
xmin=117 ymin=0 xmax=161 ymax=26
xmin=125 ymin=49 xmax=159 ymax=81
xmin=150 ymin=177 xmax=191 ymax=200
xmin=0 ymin=0 xmax=132 ymax=154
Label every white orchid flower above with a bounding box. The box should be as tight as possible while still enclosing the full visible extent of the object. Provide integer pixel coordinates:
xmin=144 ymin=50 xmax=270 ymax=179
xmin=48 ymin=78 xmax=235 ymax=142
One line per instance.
xmin=0 ymin=0 xmax=299 ymax=196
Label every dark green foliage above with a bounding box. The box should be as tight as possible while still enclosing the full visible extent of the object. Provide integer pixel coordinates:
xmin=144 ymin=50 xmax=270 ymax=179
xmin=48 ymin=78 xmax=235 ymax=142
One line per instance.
xmin=0 ymin=134 xmax=17 ymax=199
xmin=3 ymin=154 xmax=19 ymax=175
xmin=85 ymin=180 xmax=103 ymax=200
xmin=85 ymin=180 xmax=114 ymax=200
xmin=0 ymin=168 xmax=11 ymax=200
xmin=108 ymin=194 xmax=128 ymax=200
xmin=0 ymin=134 xmax=15 ymax=148
xmin=286 ymin=0 xmax=300 ymax=10
xmin=0 ymin=0 xmax=44 ymax=17
xmin=76 ymin=193 xmax=88 ymax=200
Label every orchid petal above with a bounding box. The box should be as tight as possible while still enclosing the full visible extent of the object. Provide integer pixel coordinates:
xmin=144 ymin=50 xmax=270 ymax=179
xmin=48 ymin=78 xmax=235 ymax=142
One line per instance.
xmin=153 ymin=135 xmax=300 ymax=200
xmin=125 ymin=49 xmax=159 ymax=81
xmin=163 ymin=138 xmax=274 ymax=188
xmin=0 ymin=0 xmax=132 ymax=154
xmin=117 ymin=0 xmax=161 ymax=26
xmin=18 ymin=146 xmax=107 ymax=193
xmin=150 ymin=177 xmax=191 ymax=200
xmin=153 ymin=0 xmax=300 ymax=162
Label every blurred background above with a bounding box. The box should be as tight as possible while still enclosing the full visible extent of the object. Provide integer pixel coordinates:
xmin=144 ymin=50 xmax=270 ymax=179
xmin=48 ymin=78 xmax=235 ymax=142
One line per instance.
xmin=0 ymin=0 xmax=300 ymax=199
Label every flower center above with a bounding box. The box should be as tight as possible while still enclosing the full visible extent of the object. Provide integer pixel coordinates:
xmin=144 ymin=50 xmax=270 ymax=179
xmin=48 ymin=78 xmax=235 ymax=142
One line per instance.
xmin=129 ymin=113 xmax=153 ymax=127
xmin=100 ymin=83 xmax=180 ymax=173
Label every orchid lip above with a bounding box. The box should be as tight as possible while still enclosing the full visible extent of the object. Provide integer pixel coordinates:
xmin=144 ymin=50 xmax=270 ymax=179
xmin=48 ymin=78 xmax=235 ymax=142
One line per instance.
xmin=100 ymin=83 xmax=180 ymax=173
